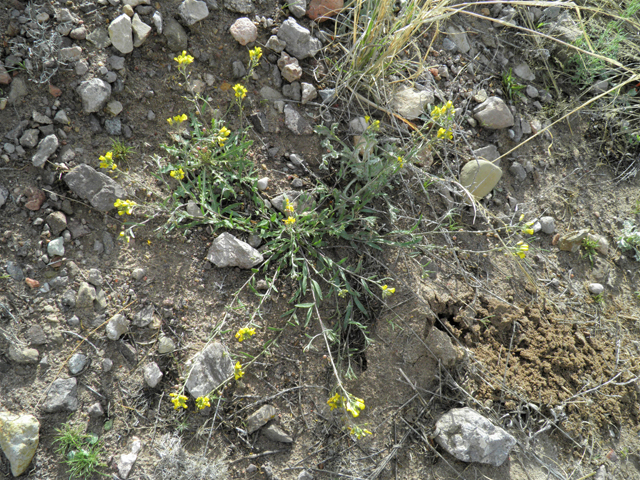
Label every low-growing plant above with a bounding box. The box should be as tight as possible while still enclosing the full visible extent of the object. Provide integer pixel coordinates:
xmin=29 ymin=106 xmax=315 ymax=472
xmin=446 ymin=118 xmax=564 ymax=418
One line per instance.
xmin=53 ymin=422 xmax=108 ymax=479
xmin=110 ymin=138 xmax=135 ymax=163
xmin=618 ymin=219 xmax=640 ymax=261
xmin=581 ymin=236 xmax=599 ymax=267
xmin=502 ymin=68 xmax=526 ymax=101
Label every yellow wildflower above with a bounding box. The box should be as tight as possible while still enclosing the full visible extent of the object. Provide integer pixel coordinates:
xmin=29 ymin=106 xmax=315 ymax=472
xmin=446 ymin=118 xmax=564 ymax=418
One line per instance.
xmin=235 ymin=327 xmax=256 ymax=342
xmin=381 ymin=285 xmax=395 ymax=297
xmin=174 ymin=50 xmax=194 ymax=66
xmin=397 ymin=156 xmax=404 ymax=168
xmin=119 ymin=231 xmax=130 ymax=243
xmin=170 ymin=168 xmax=185 ymax=180
xmin=523 ymin=221 xmax=535 ymax=235
xmin=345 ymin=396 xmax=365 ymax=418
xmin=195 ymin=396 xmax=211 ymax=410
xmin=249 ymin=46 xmax=262 ymax=63
xmin=114 ymin=199 xmax=136 ymax=215
xmin=170 ymin=393 xmax=188 ymax=410
xmin=437 ymin=128 xmax=453 ymax=140
xmin=514 ymin=241 xmax=529 ymax=259
xmin=284 ymin=216 xmax=296 ymax=225
xmin=234 ymin=361 xmax=245 ymax=380
xmin=167 ymin=114 xmax=188 ymax=125
xmin=99 ymin=151 xmax=115 ymax=170
xmin=327 ymin=393 xmax=343 ymax=411
xmin=217 ymin=126 xmax=231 ymax=146
xmin=233 ymin=84 xmax=247 ymax=100
xmin=284 ymin=198 xmax=295 ymax=213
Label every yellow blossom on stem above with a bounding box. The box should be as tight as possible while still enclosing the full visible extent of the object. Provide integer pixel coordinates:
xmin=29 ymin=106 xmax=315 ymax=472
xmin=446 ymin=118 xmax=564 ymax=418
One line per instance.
xmin=234 ymin=361 xmax=245 ymax=380
xmin=217 ymin=126 xmax=231 ymax=146
xmin=168 ymin=114 xmax=188 ymax=125
xmin=174 ymin=50 xmax=194 ymax=66
xmin=195 ymin=396 xmax=211 ymax=410
xmin=345 ymin=397 xmax=366 ymax=417
xmin=327 ymin=393 xmax=343 ymax=411
xmin=99 ymin=151 xmax=116 ymax=170
xmin=235 ymin=327 xmax=256 ymax=342
xmin=514 ymin=241 xmax=529 ymax=259
xmin=284 ymin=216 xmax=296 ymax=226
xmin=170 ymin=393 xmax=188 ymax=410
xmin=437 ymin=128 xmax=453 ymax=140
xmin=397 ymin=156 xmax=404 ymax=168
xmin=381 ymin=285 xmax=395 ymax=297
xmin=119 ymin=231 xmax=130 ymax=243
xmin=233 ymin=84 xmax=247 ymax=100
xmin=249 ymin=46 xmax=262 ymax=63
xmin=170 ymin=168 xmax=185 ymax=180
xmin=114 ymin=199 xmax=136 ymax=215
xmin=284 ymin=198 xmax=295 ymax=213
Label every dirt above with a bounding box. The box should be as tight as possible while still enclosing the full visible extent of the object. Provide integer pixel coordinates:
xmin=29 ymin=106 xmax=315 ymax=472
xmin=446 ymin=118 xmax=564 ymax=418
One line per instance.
xmin=3 ymin=0 xmax=640 ymax=479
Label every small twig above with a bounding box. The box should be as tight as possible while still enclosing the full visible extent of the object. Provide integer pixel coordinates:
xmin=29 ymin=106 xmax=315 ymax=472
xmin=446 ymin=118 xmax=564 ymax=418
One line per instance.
xmin=226 ymin=449 xmax=287 ymax=465
xmin=61 ymin=330 xmax=100 ymax=353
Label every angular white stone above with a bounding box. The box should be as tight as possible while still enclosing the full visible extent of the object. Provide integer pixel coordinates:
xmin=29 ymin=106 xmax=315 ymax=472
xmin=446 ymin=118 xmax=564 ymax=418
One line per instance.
xmin=230 ymin=17 xmax=257 ymax=46
xmin=0 ymin=413 xmax=40 ymax=477
xmin=109 ymin=14 xmax=133 ymax=54
xmin=206 ymin=232 xmax=263 ymax=269
xmin=132 ymin=14 xmax=152 ymax=47
xmin=390 ymin=86 xmax=434 ymax=120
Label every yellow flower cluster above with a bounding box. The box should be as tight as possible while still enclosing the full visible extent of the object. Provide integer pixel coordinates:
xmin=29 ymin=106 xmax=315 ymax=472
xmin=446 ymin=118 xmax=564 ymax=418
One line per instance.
xmin=170 ymin=393 xmax=188 ymax=409
xmin=233 ymin=84 xmax=247 ymax=100
xmin=170 ymin=168 xmax=185 ymax=180
xmin=217 ymin=126 xmax=231 ymax=147
xmin=99 ymin=151 xmax=116 ymax=170
xmin=381 ymin=285 xmax=395 ymax=297
xmin=249 ymin=46 xmax=262 ymax=64
xmin=284 ymin=198 xmax=295 ymax=214
xmin=114 ymin=199 xmax=136 ymax=215
xmin=431 ymin=100 xmax=455 ymax=121
xmin=348 ymin=425 xmax=373 ymax=439
xmin=284 ymin=198 xmax=296 ymax=225
xmin=235 ymin=327 xmax=256 ymax=342
xmin=234 ymin=361 xmax=245 ymax=380
xmin=167 ymin=114 xmax=188 ymax=125
xmin=119 ymin=231 xmax=130 ymax=243
xmin=437 ymin=128 xmax=453 ymax=140
xmin=327 ymin=393 xmax=366 ymax=418
xmin=397 ymin=156 xmax=404 ymax=168
xmin=514 ymin=241 xmax=529 ymax=259
xmin=284 ymin=216 xmax=296 ymax=225
xmin=195 ymin=396 xmax=211 ymax=410
xmin=174 ymin=50 xmax=194 ymax=66
xmin=519 ymin=215 xmax=535 ymax=235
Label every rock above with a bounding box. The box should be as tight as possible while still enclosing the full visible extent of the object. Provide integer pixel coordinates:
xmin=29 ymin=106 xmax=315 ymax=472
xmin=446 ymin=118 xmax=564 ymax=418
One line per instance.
xmin=588 ymin=283 xmax=604 ymax=295
xmin=68 ymin=353 xmax=89 ymax=375
xmin=103 ymin=358 xmax=114 ymax=372
xmin=70 ymin=25 xmax=87 ymax=40
xmin=247 ymin=234 xmax=261 ymax=248
xmin=434 ymin=407 xmax=516 ymax=466
xmin=207 ymin=232 xmax=264 ymax=268
xmin=349 ymin=117 xmax=368 ymax=134
xmin=43 ymin=378 xmax=78 ymax=412
xmin=106 ymin=314 xmax=130 ymax=340
xmin=158 ymin=336 xmax=176 ymax=354
xmin=509 ymin=161 xmax=526 ymax=182
xmin=109 ymin=14 xmax=134 ymax=54
xmin=539 ymin=216 xmax=555 ymax=234
xmin=59 ymin=46 xmax=83 ymax=62
xmin=558 ymin=229 xmax=589 ymax=253
xmin=232 ymin=60 xmax=247 ymax=78
xmin=105 ymin=100 xmax=123 ymax=116
xmin=473 ymin=97 xmax=514 ymax=129
xmin=472 ymin=145 xmax=500 ymax=163
xmin=0 ymin=186 xmax=8 ymax=208
xmin=260 ymin=86 xmax=284 ymax=101
xmin=0 ymin=413 xmax=39 ymax=477
xmin=47 ymin=237 xmax=65 ymax=257
xmin=185 ymin=342 xmax=234 ymax=398
xmin=179 ymin=0 xmax=209 ymax=24
xmin=263 ymin=424 xmax=293 ymax=442
xmin=446 ymin=25 xmax=471 ymax=53
xmin=426 ymin=328 xmax=459 ymax=367
xmin=77 ymin=78 xmax=112 ymax=113
xmin=64 ymin=164 xmax=126 ymax=212
xmin=289 ymin=0 xmax=306 ymax=17
xmin=249 ymin=112 xmax=269 ymax=133
xmin=307 ymin=0 xmax=343 ymax=21
xmin=76 ymin=282 xmax=97 ymax=309
xmin=390 ymin=86 xmax=433 ymax=120
xmin=282 ymin=63 xmax=302 ymax=82
xmin=277 ymin=18 xmax=322 ymax=60
xmin=8 ymin=78 xmax=28 ymax=105
xmin=131 ymin=14 xmax=152 ymax=47
xmin=105 ymin=118 xmax=122 ymax=136
xmin=33 ymin=111 xmax=52 ymax=124
xmin=117 ymin=437 xmax=141 ymax=479
xmin=24 ymin=187 xmax=46 ymax=211
xmin=0 ymin=63 xmax=11 ymax=85
xmin=265 ymin=35 xmax=286 ymax=53
xmin=459 ymin=159 xmax=503 ymax=199
xmin=230 ymin=17 xmax=256 ymax=45
xmin=87 ymin=402 xmax=104 ymax=417
xmin=271 ymin=191 xmax=315 ymax=213
xmin=54 ymin=110 xmax=69 ymax=124
xmin=9 ymin=345 xmax=39 ymax=364
xmin=87 ymin=27 xmax=112 ymax=48
xmin=284 ymin=104 xmax=313 ymax=135
xmin=513 ymin=63 xmax=535 ymax=81
xmin=143 ymin=362 xmax=163 ymax=388
xmin=525 ymin=85 xmax=538 ymax=98
xmin=32 ymin=134 xmax=59 ymax=168
xmin=131 ymin=268 xmax=146 ymax=281
xmin=123 ymin=0 xmax=151 ymax=6
xmin=124 ymin=4 xmax=135 ymax=16
xmin=257 ymin=177 xmax=269 ymax=191
xmin=282 ymin=82 xmax=301 ymax=101
xmin=133 ymin=304 xmax=155 ymax=327
xmin=153 ymin=11 xmax=163 ymax=33
xmin=5 ymin=262 xmax=24 ymax=281
xmin=246 ymin=405 xmax=277 ymax=434
xmin=163 ymin=17 xmax=188 ymax=52
xmin=587 ymin=233 xmax=609 ymax=255
xmin=20 ymin=129 xmax=40 ymax=149
xmin=224 ymin=0 xmax=253 ymax=14
xmin=27 ymin=325 xmax=47 ymax=345
xmin=298 ymin=471 xmax=314 ymax=480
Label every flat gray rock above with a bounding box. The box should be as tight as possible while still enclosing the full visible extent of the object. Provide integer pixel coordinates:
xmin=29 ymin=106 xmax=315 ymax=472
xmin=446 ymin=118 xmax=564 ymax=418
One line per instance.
xmin=277 ymin=18 xmax=321 ymax=60
xmin=263 ymin=423 xmax=293 ymax=442
xmin=224 ymin=0 xmax=253 ymax=13
xmin=185 ymin=342 xmax=234 ymax=398
xmin=472 ymin=144 xmax=500 ymax=163
xmin=513 ymin=63 xmax=535 ymax=82
xmin=390 ymin=86 xmax=433 ymax=120
xmin=43 ymin=378 xmax=78 ymax=413
xmin=206 ymin=232 xmax=263 ymax=269
xmin=77 ymin=78 xmax=111 ymax=114
xmin=0 ymin=413 xmax=40 ymax=477
xmin=284 ymin=104 xmax=313 ymax=135
xmin=64 ymin=164 xmax=126 ymax=212
xmin=163 ymin=17 xmax=188 ymax=52
xmin=109 ymin=14 xmax=133 ymax=54
xmin=445 ymin=25 xmax=470 ymax=53
xmin=434 ymin=407 xmax=516 ymax=466
xmin=75 ymin=282 xmax=97 ymax=310
xmin=247 ymin=405 xmax=277 ymax=434
xmin=558 ymin=229 xmax=589 ymax=253
xmin=132 ymin=14 xmax=152 ymax=47
xmin=179 ymin=0 xmax=209 ymax=25
xmin=473 ymin=97 xmax=514 ymax=129
xmin=68 ymin=353 xmax=89 ymax=375
xmin=132 ymin=304 xmax=155 ymax=327
xmin=143 ymin=362 xmax=163 ymax=388
xmin=32 ymin=134 xmax=58 ymax=168
xmin=459 ymin=159 xmax=502 ymax=199
xmin=20 ymin=129 xmax=39 ymax=148
xmin=8 ymin=345 xmax=39 ymax=364
xmin=87 ymin=27 xmax=112 ymax=49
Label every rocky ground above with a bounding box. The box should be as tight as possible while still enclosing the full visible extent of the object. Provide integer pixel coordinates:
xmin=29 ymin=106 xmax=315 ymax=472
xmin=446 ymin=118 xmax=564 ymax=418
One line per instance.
xmin=3 ymin=0 xmax=640 ymax=479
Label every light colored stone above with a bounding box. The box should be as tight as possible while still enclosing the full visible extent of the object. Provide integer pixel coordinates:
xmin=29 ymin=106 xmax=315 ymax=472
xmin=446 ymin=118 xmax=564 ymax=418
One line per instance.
xmin=77 ymin=78 xmax=112 ymax=113
xmin=185 ymin=343 xmax=234 ymax=398
xmin=117 ymin=437 xmax=141 ymax=479
xmin=588 ymin=283 xmax=604 ymax=295
xmin=32 ymin=134 xmax=59 ymax=168
xmin=301 ymin=82 xmax=317 ymax=104
xmin=76 ymin=282 xmax=97 ymax=309
xmin=105 ymin=100 xmax=123 ymax=116
xmin=390 ymin=86 xmax=433 ymax=120
xmin=446 ymin=25 xmax=470 ymax=53
xmin=459 ymin=159 xmax=503 ymax=199
xmin=59 ymin=46 xmax=83 ymax=62
xmin=284 ymin=104 xmax=313 ymax=135
xmin=0 ymin=413 xmax=40 ymax=477
xmin=230 ymin=17 xmax=257 ymax=45
xmin=64 ymin=164 xmax=126 ymax=211
xmin=158 ymin=336 xmax=176 ymax=354
xmin=47 ymin=236 xmax=65 ymax=257
xmin=132 ymin=14 xmax=152 ymax=47
xmin=539 ymin=216 xmax=555 ymax=234
xmin=153 ymin=11 xmax=163 ymax=34
xmin=513 ymin=63 xmax=535 ymax=81
xmin=109 ymin=14 xmax=133 ymax=54
xmin=257 ymin=177 xmax=269 ymax=191
xmin=473 ymin=144 xmax=500 ymax=163
xmin=265 ymin=35 xmax=286 ymax=53
xmin=68 ymin=353 xmax=88 ymax=375
xmin=207 ymin=232 xmax=263 ymax=268
xmin=473 ymin=97 xmax=514 ymax=129
xmin=106 ymin=314 xmax=130 ymax=340
xmin=277 ymin=18 xmax=322 ymax=60
xmin=434 ymin=407 xmax=516 ymax=466
xmin=9 ymin=345 xmax=39 ymax=364
xmin=179 ymin=0 xmax=209 ymax=25
xmin=143 ymin=362 xmax=163 ymax=388
xmin=558 ymin=229 xmax=589 ymax=253
xmin=87 ymin=27 xmax=112 ymax=49
xmin=426 ymin=328 xmax=459 ymax=367
xmin=263 ymin=424 xmax=293 ymax=442
xmin=246 ymin=405 xmax=277 ymax=433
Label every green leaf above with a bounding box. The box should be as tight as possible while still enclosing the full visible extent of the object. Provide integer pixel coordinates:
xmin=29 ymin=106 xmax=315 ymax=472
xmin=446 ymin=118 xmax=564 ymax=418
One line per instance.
xmin=295 ymin=303 xmax=315 ymax=308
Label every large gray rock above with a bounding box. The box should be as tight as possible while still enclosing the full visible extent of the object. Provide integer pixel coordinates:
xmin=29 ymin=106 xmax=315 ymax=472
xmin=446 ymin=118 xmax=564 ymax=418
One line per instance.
xmin=132 ymin=304 xmax=154 ymax=327
xmin=106 ymin=314 xmax=130 ymax=340
xmin=390 ymin=86 xmax=433 ymax=120
xmin=206 ymin=232 xmax=264 ymax=269
xmin=132 ymin=14 xmax=152 ymax=47
xmin=179 ymin=0 xmax=209 ymax=25
xmin=77 ymin=78 xmax=111 ymax=113
xmin=473 ymin=97 xmax=514 ymax=129
xmin=64 ymin=164 xmax=126 ymax=212
xmin=0 ymin=413 xmax=39 ymax=477
xmin=20 ymin=129 xmax=39 ymax=148
xmin=185 ymin=342 xmax=234 ymax=398
xmin=42 ymin=378 xmax=78 ymax=412
xmin=434 ymin=407 xmax=516 ymax=466
xmin=459 ymin=159 xmax=503 ymax=199
xmin=277 ymin=18 xmax=322 ymax=60
xmin=445 ymin=25 xmax=471 ymax=53
xmin=32 ymin=134 xmax=59 ymax=168
xmin=109 ymin=14 xmax=134 ymax=54
xmin=284 ymin=104 xmax=313 ymax=135
xmin=163 ymin=17 xmax=188 ymax=52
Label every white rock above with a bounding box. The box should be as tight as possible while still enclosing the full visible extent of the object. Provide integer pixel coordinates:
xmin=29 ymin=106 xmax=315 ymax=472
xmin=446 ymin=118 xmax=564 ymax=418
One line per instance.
xmin=459 ymin=159 xmax=503 ymax=199
xmin=117 ymin=437 xmax=142 ymax=479
xmin=257 ymin=177 xmax=269 ymax=191
xmin=282 ymin=63 xmax=302 ymax=82
xmin=32 ymin=134 xmax=59 ymax=168
xmin=0 ymin=413 xmax=40 ymax=477
xmin=277 ymin=18 xmax=321 ymax=60
xmin=105 ymin=100 xmax=123 ymax=116
xmin=158 ymin=336 xmax=176 ymax=354
xmin=179 ymin=0 xmax=209 ymax=25
xmin=473 ymin=97 xmax=514 ymax=129
xmin=230 ymin=17 xmax=257 ymax=45
xmin=265 ymin=35 xmax=286 ymax=53
xmin=185 ymin=343 xmax=234 ymax=398
xmin=206 ymin=232 xmax=264 ymax=269
xmin=47 ymin=236 xmax=65 ymax=256
xmin=77 ymin=78 xmax=112 ymax=113
xmin=152 ymin=11 xmax=163 ymax=34
xmin=390 ymin=86 xmax=433 ymax=120
xmin=301 ymin=82 xmax=317 ymax=104
xmin=588 ymin=283 xmax=604 ymax=295
xmin=349 ymin=117 xmax=367 ymax=134
xmin=446 ymin=25 xmax=470 ymax=53
xmin=109 ymin=14 xmax=133 ymax=54
xmin=106 ymin=313 xmax=130 ymax=340
xmin=143 ymin=362 xmax=163 ymax=388
xmin=513 ymin=63 xmax=535 ymax=82
xmin=539 ymin=216 xmax=555 ymax=234
xmin=132 ymin=14 xmax=152 ymax=47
